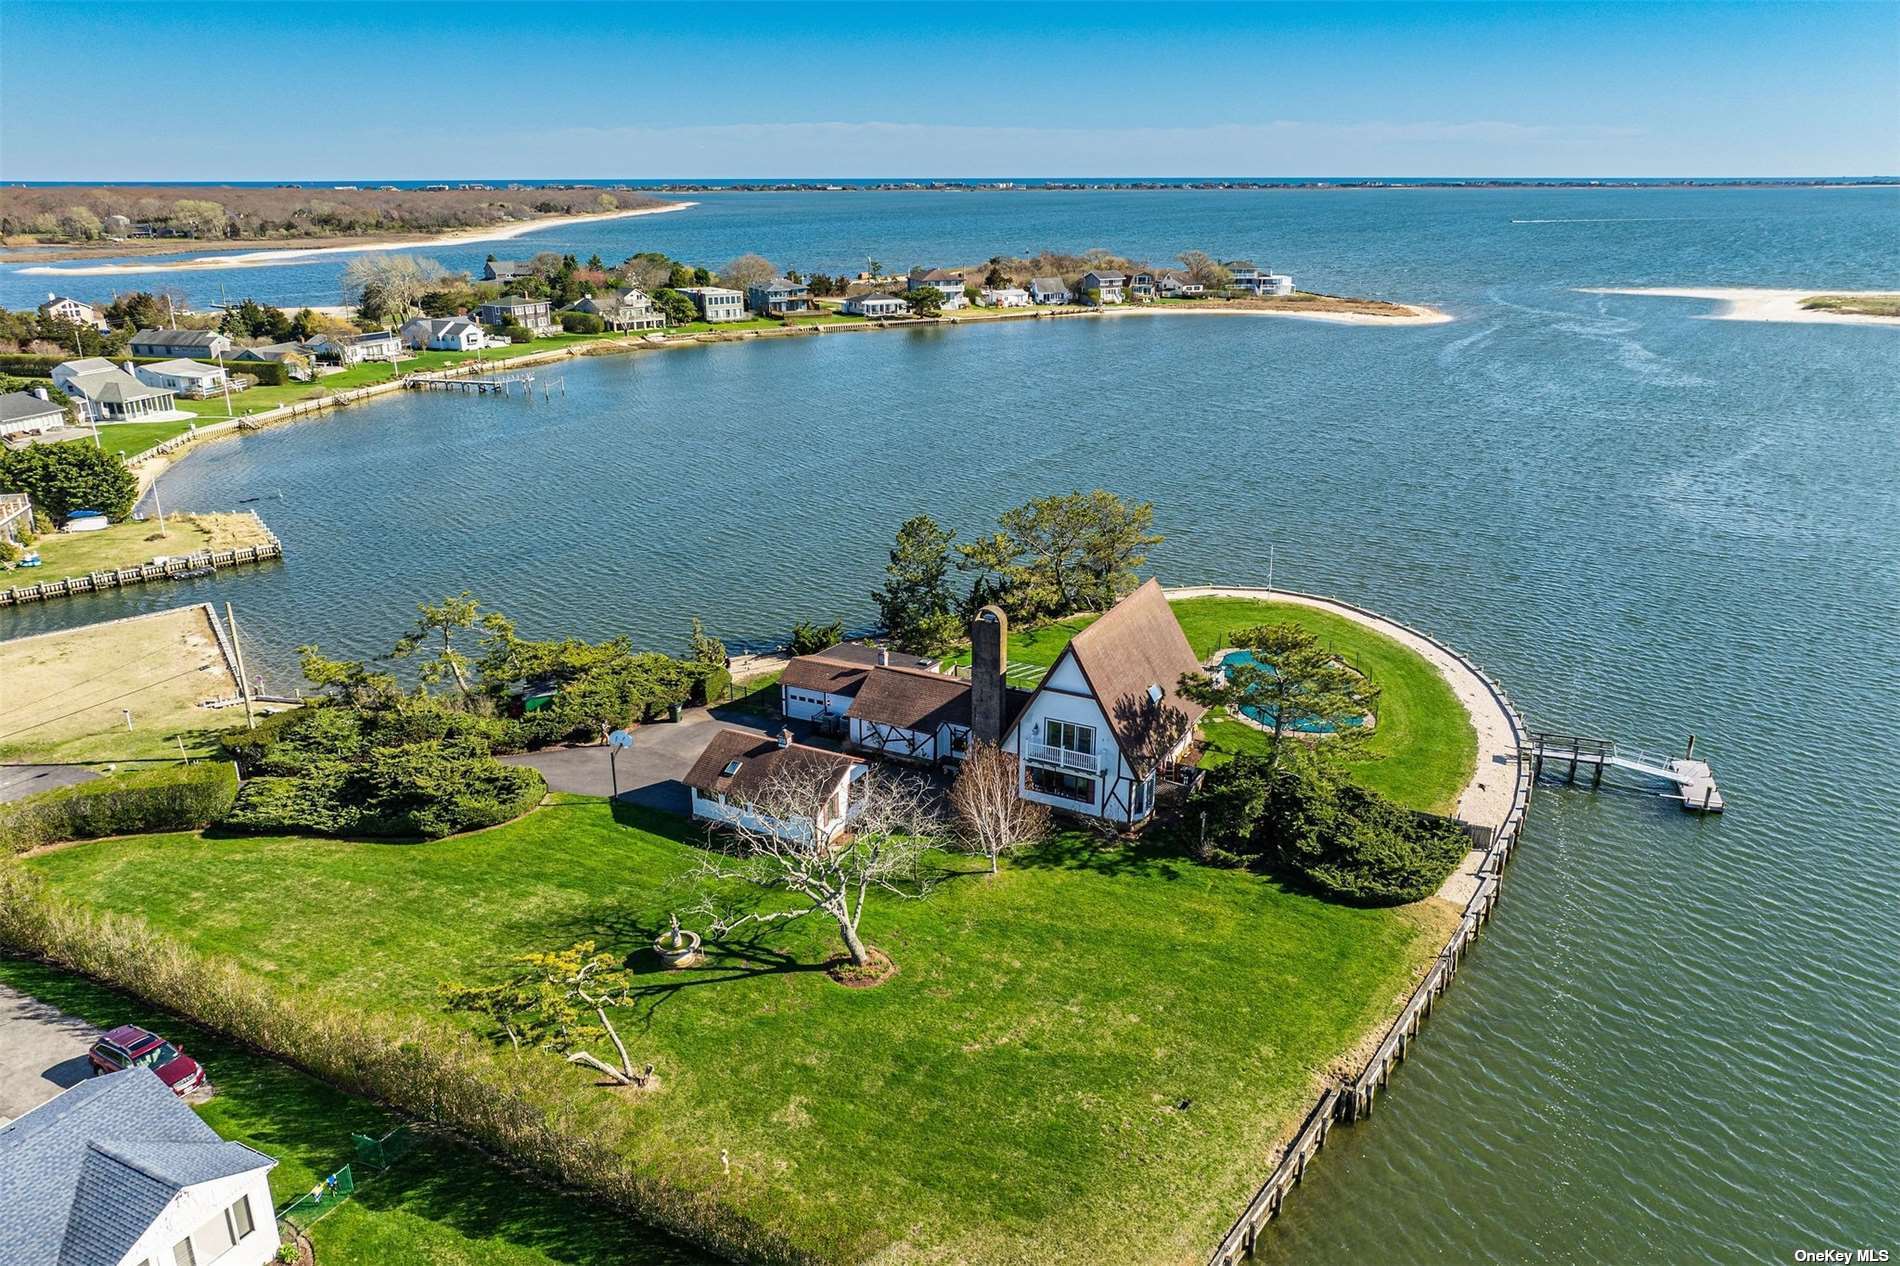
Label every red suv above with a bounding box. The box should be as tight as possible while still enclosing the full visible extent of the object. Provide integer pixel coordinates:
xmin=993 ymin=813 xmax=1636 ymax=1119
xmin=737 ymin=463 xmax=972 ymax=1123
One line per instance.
xmin=88 ymin=1024 xmax=205 ymax=1095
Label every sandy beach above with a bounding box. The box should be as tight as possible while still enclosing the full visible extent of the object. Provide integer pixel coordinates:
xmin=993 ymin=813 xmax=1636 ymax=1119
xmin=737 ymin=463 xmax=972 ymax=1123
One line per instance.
xmin=1110 ymin=301 xmax=1452 ymax=326
xmin=15 ymin=201 xmax=696 ymax=277
xmin=1581 ymin=286 xmax=1900 ymax=327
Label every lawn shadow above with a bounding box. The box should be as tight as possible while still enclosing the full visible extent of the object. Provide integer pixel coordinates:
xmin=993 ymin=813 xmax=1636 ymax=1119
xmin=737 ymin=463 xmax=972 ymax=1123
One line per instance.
xmin=1006 ymin=827 xmax=1199 ymax=881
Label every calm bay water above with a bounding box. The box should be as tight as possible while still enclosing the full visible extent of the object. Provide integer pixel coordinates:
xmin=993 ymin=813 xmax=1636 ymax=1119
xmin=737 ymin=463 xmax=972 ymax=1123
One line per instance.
xmin=4 ymin=189 xmax=1898 ymax=1263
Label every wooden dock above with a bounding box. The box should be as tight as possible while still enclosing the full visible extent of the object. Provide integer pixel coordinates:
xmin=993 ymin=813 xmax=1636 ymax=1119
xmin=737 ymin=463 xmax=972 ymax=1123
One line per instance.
xmin=0 ymin=537 xmax=284 ymax=607
xmin=408 ymin=369 xmax=541 ymax=396
xmin=1528 ymin=731 xmax=1725 ymax=812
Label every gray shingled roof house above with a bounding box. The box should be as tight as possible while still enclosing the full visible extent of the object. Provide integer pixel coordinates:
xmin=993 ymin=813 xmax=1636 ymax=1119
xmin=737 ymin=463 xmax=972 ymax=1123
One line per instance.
xmin=0 ymin=1068 xmax=279 ymax=1266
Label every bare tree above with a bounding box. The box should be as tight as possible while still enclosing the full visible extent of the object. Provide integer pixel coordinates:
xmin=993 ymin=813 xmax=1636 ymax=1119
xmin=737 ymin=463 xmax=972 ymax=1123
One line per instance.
xmin=440 ymin=941 xmax=652 ymax=1087
xmin=342 ymin=253 xmax=451 ymax=324
xmin=1178 ymin=250 xmax=1232 ymax=289
xmin=949 ymin=744 xmax=1049 ymax=873
xmin=720 ymin=253 xmax=777 ymax=291
xmin=691 ymin=763 xmax=937 ymax=967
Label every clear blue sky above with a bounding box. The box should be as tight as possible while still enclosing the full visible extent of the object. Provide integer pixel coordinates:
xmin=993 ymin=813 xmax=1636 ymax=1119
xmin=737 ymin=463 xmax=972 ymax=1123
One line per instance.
xmin=3 ymin=2 xmax=1894 ymax=179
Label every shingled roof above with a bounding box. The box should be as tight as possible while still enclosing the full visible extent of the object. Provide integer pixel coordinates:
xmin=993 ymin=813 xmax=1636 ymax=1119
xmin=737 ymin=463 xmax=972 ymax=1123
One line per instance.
xmin=779 ymin=643 xmax=933 ymax=695
xmin=0 ymin=1068 xmax=275 ymax=1266
xmin=1023 ymin=579 xmax=1208 ymax=770
xmin=845 ymin=665 xmax=973 ymax=732
xmin=682 ymin=728 xmax=862 ymax=801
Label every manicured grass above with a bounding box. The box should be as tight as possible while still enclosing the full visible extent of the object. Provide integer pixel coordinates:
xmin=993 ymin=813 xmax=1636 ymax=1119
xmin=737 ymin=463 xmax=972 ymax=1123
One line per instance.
xmin=60 ymin=417 xmax=202 ymax=454
xmin=946 ymin=596 xmax=1477 ymax=813
xmin=0 ymin=958 xmax=713 ymax=1266
xmin=9 ymin=511 xmax=272 ymax=585
xmin=26 ymin=800 xmax=1453 ymax=1264
xmin=1800 ymin=293 xmax=1900 ymax=317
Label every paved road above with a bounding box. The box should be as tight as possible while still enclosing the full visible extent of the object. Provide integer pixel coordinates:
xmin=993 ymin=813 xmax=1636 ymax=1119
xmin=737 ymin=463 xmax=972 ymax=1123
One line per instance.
xmin=501 ymin=705 xmax=791 ymax=813
xmin=0 ymin=984 xmax=99 ymax=1125
xmin=0 ymin=764 xmax=97 ymax=804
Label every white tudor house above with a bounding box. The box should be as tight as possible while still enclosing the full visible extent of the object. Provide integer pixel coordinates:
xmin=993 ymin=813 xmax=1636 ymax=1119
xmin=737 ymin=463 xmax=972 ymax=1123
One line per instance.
xmin=683 ymin=727 xmax=866 ymax=844
xmin=135 ymin=358 xmax=230 ymax=398
xmin=990 ymin=580 xmax=1206 ymax=827
xmin=770 ymin=580 xmax=1205 ymax=830
xmin=0 ymin=1067 xmax=279 ymax=1266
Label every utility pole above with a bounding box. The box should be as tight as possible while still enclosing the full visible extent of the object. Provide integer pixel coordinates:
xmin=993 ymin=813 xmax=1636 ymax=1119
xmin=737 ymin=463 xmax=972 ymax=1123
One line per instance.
xmin=226 ymin=602 xmax=256 ymax=730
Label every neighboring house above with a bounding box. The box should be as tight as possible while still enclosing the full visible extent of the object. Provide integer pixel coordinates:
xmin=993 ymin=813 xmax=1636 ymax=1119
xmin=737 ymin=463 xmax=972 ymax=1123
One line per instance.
xmin=229 ymin=342 xmax=313 ymax=380
xmin=134 ymin=358 xmax=230 ymax=398
xmin=128 ymin=328 xmax=233 ymax=360
xmin=1229 ymin=264 xmax=1295 ymax=296
xmin=1077 ymin=271 xmax=1127 ymax=304
xmin=978 ymin=287 xmax=1031 ymax=308
xmin=400 ymin=317 xmax=486 ymax=351
xmin=1156 ymin=272 xmax=1204 ymax=298
xmin=779 ymin=642 xmax=935 ymax=724
xmin=51 ymin=358 xmax=183 ymax=421
xmin=679 ymin=287 xmax=746 ymax=323
xmin=304 ymin=330 xmax=403 ymax=366
xmin=1028 ymin=277 xmax=1072 ymax=305
xmin=564 ymin=288 xmax=665 ymax=331
xmin=483 ymin=258 xmax=533 ymax=283
xmin=993 ymin=579 xmax=1206 ymax=828
xmin=842 ymin=293 xmax=910 ymax=318
xmin=683 ymin=727 xmax=866 ymax=844
xmin=1 ymin=389 xmax=67 ymax=438
xmin=907 ymin=268 xmax=969 ymax=310
xmin=0 ymin=1067 xmax=280 ymax=1266
xmin=746 ymin=277 xmax=815 ymax=317
xmin=1129 ymin=272 xmax=1157 ymax=299
xmin=475 ymin=297 xmax=556 ymax=336
xmin=0 ymin=491 xmax=33 ymax=543
xmin=37 ymin=293 xmax=105 ymax=329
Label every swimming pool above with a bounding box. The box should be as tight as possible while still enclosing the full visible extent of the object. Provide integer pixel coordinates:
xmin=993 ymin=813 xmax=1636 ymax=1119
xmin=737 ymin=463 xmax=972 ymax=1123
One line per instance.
xmin=1217 ymin=649 xmax=1366 ymax=734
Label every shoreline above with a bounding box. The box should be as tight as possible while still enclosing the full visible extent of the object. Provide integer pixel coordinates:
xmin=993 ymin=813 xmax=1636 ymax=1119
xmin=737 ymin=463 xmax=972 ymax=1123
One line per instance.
xmin=98 ymin=298 xmax=1452 ymax=477
xmin=1580 ymin=286 xmax=1900 ymax=327
xmin=10 ymin=202 xmax=697 ymax=276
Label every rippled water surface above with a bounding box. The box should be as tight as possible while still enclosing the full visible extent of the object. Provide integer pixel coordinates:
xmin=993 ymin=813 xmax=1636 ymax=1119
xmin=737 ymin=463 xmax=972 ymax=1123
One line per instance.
xmin=5 ymin=189 xmax=1897 ymax=1263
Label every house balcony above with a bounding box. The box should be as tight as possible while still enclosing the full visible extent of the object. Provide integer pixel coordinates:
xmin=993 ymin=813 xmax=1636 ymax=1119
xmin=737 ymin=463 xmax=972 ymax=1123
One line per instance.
xmin=1024 ymin=743 xmax=1098 ymax=774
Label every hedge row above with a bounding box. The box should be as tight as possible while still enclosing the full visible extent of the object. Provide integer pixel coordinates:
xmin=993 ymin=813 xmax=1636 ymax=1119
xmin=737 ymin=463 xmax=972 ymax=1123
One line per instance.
xmin=0 ymin=762 xmax=239 ymax=854
xmin=0 ymin=866 xmax=803 ymax=1265
xmin=0 ymin=352 xmax=293 ymax=386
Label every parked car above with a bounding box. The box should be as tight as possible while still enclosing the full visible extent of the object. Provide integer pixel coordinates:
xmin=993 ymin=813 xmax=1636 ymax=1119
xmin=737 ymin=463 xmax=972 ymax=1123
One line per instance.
xmin=88 ymin=1024 xmax=205 ymax=1095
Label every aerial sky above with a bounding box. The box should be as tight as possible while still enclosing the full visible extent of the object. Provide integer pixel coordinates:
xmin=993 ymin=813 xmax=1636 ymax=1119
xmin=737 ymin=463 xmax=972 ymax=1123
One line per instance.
xmin=3 ymin=2 xmax=1894 ymax=180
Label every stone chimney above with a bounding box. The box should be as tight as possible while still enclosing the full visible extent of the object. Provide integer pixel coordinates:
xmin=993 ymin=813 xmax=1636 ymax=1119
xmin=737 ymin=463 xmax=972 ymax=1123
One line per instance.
xmin=970 ymin=605 xmax=1008 ymax=745
xmin=777 ymin=728 xmax=792 ymax=749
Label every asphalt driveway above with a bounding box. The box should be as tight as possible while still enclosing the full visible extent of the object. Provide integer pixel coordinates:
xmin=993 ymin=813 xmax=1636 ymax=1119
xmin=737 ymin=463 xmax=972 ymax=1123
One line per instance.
xmin=501 ymin=705 xmax=798 ymax=814
xmin=0 ymin=984 xmax=99 ymax=1125
xmin=0 ymin=764 xmax=97 ymax=804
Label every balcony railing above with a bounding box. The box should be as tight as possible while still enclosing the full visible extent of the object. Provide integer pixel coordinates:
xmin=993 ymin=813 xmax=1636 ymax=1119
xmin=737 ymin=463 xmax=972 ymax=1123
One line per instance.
xmin=1024 ymin=743 xmax=1098 ymax=774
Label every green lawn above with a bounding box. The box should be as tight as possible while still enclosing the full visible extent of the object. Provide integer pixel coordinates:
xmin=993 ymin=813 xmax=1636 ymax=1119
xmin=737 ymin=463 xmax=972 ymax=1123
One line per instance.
xmin=0 ymin=958 xmax=712 ymax=1266
xmin=25 ymin=800 xmax=1452 ymax=1265
xmin=945 ymin=595 xmax=1477 ymax=813
xmin=8 ymin=511 xmax=272 ymax=585
xmin=63 ymin=417 xmax=203 ymax=455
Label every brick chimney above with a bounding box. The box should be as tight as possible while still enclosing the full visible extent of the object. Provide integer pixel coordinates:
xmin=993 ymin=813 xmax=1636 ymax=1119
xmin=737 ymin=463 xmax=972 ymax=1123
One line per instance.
xmin=970 ymin=605 xmax=1008 ymax=745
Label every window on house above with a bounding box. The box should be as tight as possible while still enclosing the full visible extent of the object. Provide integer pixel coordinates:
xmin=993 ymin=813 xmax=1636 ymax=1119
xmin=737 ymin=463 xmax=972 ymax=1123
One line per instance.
xmin=192 ymin=1203 xmax=236 ymax=1258
xmin=173 ymin=1237 xmax=198 ymax=1266
xmin=1045 ymin=719 xmax=1095 ymax=755
xmin=1027 ymin=765 xmax=1095 ymax=803
xmin=229 ymin=1194 xmax=256 ymax=1241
